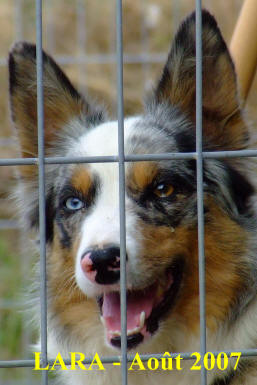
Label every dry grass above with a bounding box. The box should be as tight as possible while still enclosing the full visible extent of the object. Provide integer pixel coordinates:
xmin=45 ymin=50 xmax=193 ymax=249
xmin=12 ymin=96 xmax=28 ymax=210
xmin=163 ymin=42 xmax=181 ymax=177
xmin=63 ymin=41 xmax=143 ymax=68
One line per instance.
xmin=1 ymin=0 xmax=256 ymax=219
xmin=0 ymin=1 xmax=256 ymax=127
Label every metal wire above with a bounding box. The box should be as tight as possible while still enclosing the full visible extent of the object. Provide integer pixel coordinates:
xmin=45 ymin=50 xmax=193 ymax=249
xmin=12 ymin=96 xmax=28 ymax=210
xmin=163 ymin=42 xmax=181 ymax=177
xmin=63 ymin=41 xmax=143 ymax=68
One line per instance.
xmin=195 ymin=1 xmax=207 ymax=384
xmin=3 ymin=149 xmax=257 ymax=167
xmin=36 ymin=0 xmax=48 ymax=383
xmin=14 ymin=0 xmax=23 ymax=39
xmin=116 ymin=0 xmax=128 ymax=383
xmin=0 ymin=219 xmax=20 ymax=229
xmin=76 ymin=0 xmax=87 ymax=93
xmin=0 ymin=53 xmax=168 ymax=67
xmin=1 ymin=1 xmax=257 ymax=385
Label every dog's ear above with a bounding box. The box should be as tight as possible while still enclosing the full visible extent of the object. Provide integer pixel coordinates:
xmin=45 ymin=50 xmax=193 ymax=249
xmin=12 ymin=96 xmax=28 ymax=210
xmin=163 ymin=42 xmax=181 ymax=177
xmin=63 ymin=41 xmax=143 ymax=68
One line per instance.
xmin=9 ymin=42 xmax=105 ymax=241
xmin=154 ymin=10 xmax=248 ymax=150
xmin=9 ymin=42 xmax=104 ymax=167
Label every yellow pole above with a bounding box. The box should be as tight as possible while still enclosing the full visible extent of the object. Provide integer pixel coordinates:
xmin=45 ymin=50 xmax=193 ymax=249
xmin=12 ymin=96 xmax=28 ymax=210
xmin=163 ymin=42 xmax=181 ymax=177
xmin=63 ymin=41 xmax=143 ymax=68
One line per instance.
xmin=230 ymin=0 xmax=257 ymax=104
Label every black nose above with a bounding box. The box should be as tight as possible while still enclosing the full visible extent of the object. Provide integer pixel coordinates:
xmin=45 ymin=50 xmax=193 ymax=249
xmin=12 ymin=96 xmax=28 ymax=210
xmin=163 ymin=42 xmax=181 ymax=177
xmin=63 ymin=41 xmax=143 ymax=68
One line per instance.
xmin=81 ymin=245 xmax=126 ymax=285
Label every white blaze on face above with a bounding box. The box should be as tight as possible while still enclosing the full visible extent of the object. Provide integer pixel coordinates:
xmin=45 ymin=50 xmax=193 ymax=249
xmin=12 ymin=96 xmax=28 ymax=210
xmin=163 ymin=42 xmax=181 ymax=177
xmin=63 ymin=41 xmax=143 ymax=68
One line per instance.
xmin=73 ymin=117 xmax=140 ymax=297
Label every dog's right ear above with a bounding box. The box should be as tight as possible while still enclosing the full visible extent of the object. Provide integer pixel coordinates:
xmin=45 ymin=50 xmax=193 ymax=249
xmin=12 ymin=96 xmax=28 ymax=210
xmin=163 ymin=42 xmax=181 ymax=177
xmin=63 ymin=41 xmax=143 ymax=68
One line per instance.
xmin=9 ymin=42 xmax=104 ymax=169
xmin=153 ymin=11 xmax=248 ymax=151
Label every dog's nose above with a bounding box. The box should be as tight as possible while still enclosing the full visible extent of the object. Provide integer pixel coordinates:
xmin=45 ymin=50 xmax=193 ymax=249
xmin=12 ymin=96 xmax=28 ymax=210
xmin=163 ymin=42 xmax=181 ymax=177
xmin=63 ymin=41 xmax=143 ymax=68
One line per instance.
xmin=81 ymin=245 xmax=127 ymax=285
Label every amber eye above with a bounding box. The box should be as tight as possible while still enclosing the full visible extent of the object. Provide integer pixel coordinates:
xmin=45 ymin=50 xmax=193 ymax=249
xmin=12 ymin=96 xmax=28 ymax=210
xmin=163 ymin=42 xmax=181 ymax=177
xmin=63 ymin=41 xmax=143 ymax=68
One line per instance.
xmin=154 ymin=183 xmax=174 ymax=198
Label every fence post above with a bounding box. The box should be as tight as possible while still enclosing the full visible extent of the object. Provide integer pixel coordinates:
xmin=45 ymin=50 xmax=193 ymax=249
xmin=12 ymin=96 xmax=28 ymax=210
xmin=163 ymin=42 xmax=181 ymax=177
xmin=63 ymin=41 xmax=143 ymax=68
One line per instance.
xmin=230 ymin=0 xmax=257 ymax=103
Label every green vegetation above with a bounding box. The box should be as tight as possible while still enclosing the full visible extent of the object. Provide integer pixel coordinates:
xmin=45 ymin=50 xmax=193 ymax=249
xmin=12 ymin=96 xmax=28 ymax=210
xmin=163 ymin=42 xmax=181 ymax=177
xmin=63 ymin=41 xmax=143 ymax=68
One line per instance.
xmin=0 ymin=235 xmax=23 ymax=380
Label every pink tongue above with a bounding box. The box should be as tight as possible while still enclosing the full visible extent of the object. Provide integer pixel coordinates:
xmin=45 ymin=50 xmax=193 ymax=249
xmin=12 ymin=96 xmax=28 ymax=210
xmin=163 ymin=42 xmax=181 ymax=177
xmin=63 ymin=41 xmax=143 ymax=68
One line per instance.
xmin=102 ymin=286 xmax=157 ymax=334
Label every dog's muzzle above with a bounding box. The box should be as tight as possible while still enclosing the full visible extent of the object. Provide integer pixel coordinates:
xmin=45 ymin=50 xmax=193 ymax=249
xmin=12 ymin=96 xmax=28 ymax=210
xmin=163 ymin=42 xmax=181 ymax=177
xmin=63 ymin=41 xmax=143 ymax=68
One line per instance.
xmin=81 ymin=244 xmax=127 ymax=285
xmin=80 ymin=244 xmax=184 ymax=350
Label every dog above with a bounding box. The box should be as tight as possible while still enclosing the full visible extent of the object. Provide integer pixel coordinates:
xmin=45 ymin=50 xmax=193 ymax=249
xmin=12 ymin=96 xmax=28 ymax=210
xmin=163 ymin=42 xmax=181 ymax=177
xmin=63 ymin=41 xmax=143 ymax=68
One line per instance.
xmin=9 ymin=9 xmax=257 ymax=385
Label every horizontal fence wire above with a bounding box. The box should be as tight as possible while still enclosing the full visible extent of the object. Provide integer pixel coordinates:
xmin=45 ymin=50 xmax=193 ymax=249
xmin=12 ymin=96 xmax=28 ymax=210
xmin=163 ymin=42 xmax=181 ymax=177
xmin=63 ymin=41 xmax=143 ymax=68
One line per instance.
xmin=2 ymin=150 xmax=257 ymax=168
xmin=0 ymin=219 xmax=20 ymax=229
xmin=0 ymin=138 xmax=17 ymax=146
xmin=0 ymin=53 xmax=168 ymax=67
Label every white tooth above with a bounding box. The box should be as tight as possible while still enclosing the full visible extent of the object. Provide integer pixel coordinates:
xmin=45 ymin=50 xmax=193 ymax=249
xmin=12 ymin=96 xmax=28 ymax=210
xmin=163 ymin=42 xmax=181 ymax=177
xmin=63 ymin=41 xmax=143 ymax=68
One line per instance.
xmin=127 ymin=326 xmax=140 ymax=336
xmin=112 ymin=330 xmax=121 ymax=337
xmin=108 ymin=312 xmax=146 ymax=338
xmin=100 ymin=316 xmax=105 ymax=327
xmin=139 ymin=311 xmax=145 ymax=329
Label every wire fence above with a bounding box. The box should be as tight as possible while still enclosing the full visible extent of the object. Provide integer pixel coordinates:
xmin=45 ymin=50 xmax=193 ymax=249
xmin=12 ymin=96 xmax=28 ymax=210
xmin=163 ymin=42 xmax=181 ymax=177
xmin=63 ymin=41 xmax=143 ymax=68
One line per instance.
xmin=0 ymin=1 xmax=256 ymax=385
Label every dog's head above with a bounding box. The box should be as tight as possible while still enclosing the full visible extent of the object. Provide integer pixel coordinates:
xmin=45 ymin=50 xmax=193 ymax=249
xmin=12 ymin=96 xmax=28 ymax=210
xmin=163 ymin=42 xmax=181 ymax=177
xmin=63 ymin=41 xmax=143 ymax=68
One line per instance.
xmin=9 ymin=11 xmax=254 ymax=351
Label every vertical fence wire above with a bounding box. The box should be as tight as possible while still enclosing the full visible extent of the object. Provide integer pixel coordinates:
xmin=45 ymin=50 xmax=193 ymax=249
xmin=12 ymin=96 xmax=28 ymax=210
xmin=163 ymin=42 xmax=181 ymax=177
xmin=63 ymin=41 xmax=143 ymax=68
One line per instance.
xmin=14 ymin=3 xmax=33 ymax=383
xmin=116 ymin=0 xmax=128 ymax=384
xmin=46 ymin=0 xmax=55 ymax=54
xmin=76 ymin=0 xmax=87 ymax=93
xmin=141 ymin=0 xmax=150 ymax=92
xmin=195 ymin=1 xmax=207 ymax=385
xmin=172 ymin=0 xmax=181 ymax=36
xmin=111 ymin=0 xmax=117 ymax=116
xmin=36 ymin=0 xmax=48 ymax=384
xmin=14 ymin=0 xmax=23 ymax=39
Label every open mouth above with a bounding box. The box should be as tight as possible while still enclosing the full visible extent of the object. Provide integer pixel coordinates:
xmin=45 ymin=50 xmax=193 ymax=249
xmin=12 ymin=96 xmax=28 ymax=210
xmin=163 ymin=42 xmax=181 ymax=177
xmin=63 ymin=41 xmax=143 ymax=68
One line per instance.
xmin=97 ymin=258 xmax=184 ymax=350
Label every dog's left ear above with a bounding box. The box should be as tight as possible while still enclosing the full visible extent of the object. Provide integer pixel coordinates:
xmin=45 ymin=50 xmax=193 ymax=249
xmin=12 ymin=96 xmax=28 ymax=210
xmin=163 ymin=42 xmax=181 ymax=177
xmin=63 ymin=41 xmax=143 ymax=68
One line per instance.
xmin=154 ymin=10 xmax=248 ymax=150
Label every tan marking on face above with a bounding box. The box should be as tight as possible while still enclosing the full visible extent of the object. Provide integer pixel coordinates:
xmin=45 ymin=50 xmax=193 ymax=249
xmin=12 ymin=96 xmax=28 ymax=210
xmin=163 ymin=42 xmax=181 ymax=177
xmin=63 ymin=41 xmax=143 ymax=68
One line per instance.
xmin=138 ymin=198 xmax=247 ymax=333
xmin=47 ymin=227 xmax=101 ymax=339
xmin=71 ymin=166 xmax=92 ymax=196
xmin=47 ymin=193 xmax=247 ymax=344
xmin=128 ymin=162 xmax=158 ymax=192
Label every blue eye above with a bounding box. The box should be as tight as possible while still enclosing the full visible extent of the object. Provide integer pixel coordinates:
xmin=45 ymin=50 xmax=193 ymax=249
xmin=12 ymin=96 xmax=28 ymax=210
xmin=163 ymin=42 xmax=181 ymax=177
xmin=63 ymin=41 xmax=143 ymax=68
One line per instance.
xmin=64 ymin=197 xmax=84 ymax=211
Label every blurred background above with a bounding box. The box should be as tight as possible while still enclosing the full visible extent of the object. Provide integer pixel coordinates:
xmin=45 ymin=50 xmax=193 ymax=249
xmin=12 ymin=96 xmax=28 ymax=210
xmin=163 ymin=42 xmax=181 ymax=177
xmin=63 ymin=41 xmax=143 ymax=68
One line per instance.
xmin=0 ymin=0 xmax=256 ymax=384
